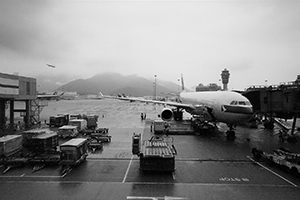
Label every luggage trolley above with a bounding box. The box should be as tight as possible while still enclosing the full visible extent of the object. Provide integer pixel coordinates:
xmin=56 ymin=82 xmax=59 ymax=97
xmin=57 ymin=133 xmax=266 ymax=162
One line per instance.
xmin=60 ymin=138 xmax=88 ymax=174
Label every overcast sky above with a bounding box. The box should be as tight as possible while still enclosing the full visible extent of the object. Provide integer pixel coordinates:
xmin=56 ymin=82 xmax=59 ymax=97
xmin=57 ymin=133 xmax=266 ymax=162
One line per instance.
xmin=0 ymin=0 xmax=299 ymax=90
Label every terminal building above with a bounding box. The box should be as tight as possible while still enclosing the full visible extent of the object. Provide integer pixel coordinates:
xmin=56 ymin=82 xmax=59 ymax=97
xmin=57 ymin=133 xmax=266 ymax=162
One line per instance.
xmin=0 ymin=73 xmax=46 ymax=135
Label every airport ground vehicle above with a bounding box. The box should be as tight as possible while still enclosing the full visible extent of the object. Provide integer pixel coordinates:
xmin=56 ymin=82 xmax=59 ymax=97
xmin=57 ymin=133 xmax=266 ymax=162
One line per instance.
xmin=26 ymin=132 xmax=58 ymax=153
xmin=60 ymin=138 xmax=88 ymax=168
xmin=22 ymin=129 xmax=55 ymax=147
xmin=0 ymin=132 xmax=89 ymax=174
xmin=252 ymin=147 xmax=300 ymax=175
xmin=83 ymin=128 xmax=111 ymax=142
xmin=84 ymin=115 xmax=99 ymax=130
xmin=49 ymin=114 xmax=70 ymax=127
xmin=68 ymin=119 xmax=87 ymax=132
xmin=0 ymin=135 xmax=23 ymax=158
xmin=152 ymin=119 xmax=194 ymax=135
xmin=87 ymin=138 xmax=103 ymax=152
xmin=58 ymin=125 xmax=79 ymax=138
xmin=1 ymin=131 xmax=60 ymax=173
xmin=132 ymin=133 xmax=177 ymax=172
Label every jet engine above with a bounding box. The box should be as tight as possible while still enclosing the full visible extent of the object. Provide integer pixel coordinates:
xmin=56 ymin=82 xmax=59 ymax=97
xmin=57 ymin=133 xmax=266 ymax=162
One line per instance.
xmin=160 ymin=108 xmax=173 ymax=121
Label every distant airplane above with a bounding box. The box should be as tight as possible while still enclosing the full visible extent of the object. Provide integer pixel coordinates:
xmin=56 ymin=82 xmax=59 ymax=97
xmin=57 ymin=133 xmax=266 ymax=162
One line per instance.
xmin=37 ymin=91 xmax=64 ymax=100
xmin=101 ymin=75 xmax=253 ymax=138
xmin=46 ymin=64 xmax=55 ymax=68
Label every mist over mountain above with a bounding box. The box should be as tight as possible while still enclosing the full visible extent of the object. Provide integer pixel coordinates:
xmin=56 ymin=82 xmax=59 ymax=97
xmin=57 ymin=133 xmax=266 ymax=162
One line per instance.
xmin=52 ymin=72 xmax=179 ymax=96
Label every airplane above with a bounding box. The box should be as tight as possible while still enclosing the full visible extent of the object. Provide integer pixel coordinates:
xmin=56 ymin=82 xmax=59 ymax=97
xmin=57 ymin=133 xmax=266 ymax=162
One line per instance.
xmin=37 ymin=91 xmax=65 ymax=100
xmin=101 ymin=75 xmax=253 ymax=138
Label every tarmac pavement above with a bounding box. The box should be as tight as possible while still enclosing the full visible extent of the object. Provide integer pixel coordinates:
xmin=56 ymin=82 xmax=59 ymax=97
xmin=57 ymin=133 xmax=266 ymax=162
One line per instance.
xmin=1 ymin=99 xmax=300 ymax=200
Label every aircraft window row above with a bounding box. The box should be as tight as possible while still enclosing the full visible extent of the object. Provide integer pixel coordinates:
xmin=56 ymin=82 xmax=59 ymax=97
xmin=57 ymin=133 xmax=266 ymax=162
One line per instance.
xmin=230 ymin=101 xmax=251 ymax=105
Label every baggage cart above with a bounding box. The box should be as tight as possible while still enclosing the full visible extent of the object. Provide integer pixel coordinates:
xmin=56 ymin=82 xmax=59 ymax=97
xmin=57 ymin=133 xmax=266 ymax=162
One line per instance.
xmin=22 ymin=129 xmax=54 ymax=147
xmin=60 ymin=138 xmax=88 ymax=168
xmin=252 ymin=147 xmax=300 ymax=175
xmin=0 ymin=135 xmax=23 ymax=158
xmin=49 ymin=114 xmax=69 ymax=127
xmin=27 ymin=132 xmax=58 ymax=153
xmin=58 ymin=125 xmax=79 ymax=138
xmin=69 ymin=119 xmax=87 ymax=132
xmin=132 ymin=134 xmax=177 ymax=172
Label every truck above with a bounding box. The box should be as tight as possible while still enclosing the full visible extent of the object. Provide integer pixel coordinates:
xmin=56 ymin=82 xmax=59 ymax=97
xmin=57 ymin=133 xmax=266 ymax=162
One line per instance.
xmin=58 ymin=125 xmax=79 ymax=138
xmin=252 ymin=147 xmax=300 ymax=175
xmin=132 ymin=133 xmax=177 ymax=172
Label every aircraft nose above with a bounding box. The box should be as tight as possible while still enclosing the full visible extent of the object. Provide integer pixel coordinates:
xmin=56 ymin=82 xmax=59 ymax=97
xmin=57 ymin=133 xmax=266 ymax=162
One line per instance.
xmin=223 ymin=105 xmax=253 ymax=115
xmin=243 ymin=106 xmax=253 ymax=115
xmin=242 ymin=106 xmax=254 ymax=121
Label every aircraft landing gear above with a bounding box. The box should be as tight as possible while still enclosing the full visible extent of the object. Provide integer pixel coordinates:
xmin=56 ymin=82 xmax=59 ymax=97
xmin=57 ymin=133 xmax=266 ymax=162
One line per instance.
xmin=226 ymin=124 xmax=236 ymax=140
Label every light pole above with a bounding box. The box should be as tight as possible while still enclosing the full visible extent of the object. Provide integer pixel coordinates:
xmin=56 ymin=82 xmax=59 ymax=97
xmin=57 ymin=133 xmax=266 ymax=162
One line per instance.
xmin=154 ymin=74 xmax=157 ymax=100
xmin=177 ymin=78 xmax=180 ymax=96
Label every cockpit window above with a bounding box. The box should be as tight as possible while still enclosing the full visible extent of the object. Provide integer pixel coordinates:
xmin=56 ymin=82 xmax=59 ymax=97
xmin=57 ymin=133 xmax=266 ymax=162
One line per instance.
xmin=230 ymin=101 xmax=237 ymax=105
xmin=245 ymin=101 xmax=251 ymax=105
xmin=238 ymin=101 xmax=246 ymax=105
xmin=230 ymin=101 xmax=251 ymax=106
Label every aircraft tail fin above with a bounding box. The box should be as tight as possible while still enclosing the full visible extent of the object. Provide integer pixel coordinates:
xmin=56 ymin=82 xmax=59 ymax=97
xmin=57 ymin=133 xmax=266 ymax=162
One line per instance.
xmin=181 ymin=74 xmax=186 ymax=92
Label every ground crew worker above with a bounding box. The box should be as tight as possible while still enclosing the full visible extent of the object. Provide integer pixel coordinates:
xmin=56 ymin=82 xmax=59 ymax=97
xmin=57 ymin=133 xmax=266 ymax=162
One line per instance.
xmin=164 ymin=122 xmax=170 ymax=136
xmin=150 ymin=121 xmax=153 ymax=132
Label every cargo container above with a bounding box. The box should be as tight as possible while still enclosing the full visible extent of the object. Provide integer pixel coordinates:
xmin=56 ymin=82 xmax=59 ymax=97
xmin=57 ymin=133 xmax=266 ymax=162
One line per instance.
xmin=60 ymin=138 xmax=88 ymax=167
xmin=153 ymin=119 xmax=194 ymax=135
xmin=85 ymin=115 xmax=99 ymax=129
xmin=27 ymin=132 xmax=58 ymax=153
xmin=132 ymin=134 xmax=177 ymax=172
xmin=0 ymin=135 xmax=23 ymax=158
xmin=22 ymin=129 xmax=54 ymax=147
xmin=49 ymin=114 xmax=69 ymax=127
xmin=69 ymin=119 xmax=87 ymax=132
xmin=58 ymin=125 xmax=79 ymax=138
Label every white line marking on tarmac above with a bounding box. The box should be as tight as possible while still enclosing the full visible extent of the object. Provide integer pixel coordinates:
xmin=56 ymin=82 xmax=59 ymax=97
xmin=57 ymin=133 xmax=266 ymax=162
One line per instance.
xmin=0 ymin=175 xmax=63 ymax=178
xmin=123 ymin=155 xmax=134 ymax=183
xmin=247 ymin=156 xmax=297 ymax=187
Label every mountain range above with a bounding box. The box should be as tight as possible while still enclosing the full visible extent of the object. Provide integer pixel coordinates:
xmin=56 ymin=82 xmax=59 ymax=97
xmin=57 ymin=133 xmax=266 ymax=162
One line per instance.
xmin=38 ymin=73 xmax=180 ymax=97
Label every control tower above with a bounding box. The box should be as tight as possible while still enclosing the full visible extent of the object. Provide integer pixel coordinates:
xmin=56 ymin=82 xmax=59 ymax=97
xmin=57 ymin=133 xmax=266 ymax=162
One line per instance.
xmin=221 ymin=68 xmax=230 ymax=91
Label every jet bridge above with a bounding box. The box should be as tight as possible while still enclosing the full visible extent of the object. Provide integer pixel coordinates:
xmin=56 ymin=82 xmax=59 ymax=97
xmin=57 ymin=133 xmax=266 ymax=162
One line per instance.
xmin=243 ymin=75 xmax=300 ymax=135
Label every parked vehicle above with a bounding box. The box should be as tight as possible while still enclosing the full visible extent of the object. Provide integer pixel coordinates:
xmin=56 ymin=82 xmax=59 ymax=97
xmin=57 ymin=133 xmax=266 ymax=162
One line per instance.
xmin=252 ymin=147 xmax=300 ymax=175
xmin=68 ymin=119 xmax=87 ymax=132
xmin=60 ymin=138 xmax=88 ymax=168
xmin=58 ymin=125 xmax=79 ymax=138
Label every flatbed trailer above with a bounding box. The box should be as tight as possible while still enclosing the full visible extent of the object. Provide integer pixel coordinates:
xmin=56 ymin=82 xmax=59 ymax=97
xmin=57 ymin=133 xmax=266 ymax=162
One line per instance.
xmin=2 ymin=157 xmax=29 ymax=174
xmin=252 ymin=148 xmax=300 ymax=175
xmin=87 ymin=138 xmax=103 ymax=152
xmin=87 ymin=128 xmax=111 ymax=142
xmin=153 ymin=119 xmax=194 ymax=135
xmin=83 ymin=127 xmax=109 ymax=135
xmin=132 ymin=134 xmax=177 ymax=172
xmin=29 ymin=151 xmax=61 ymax=172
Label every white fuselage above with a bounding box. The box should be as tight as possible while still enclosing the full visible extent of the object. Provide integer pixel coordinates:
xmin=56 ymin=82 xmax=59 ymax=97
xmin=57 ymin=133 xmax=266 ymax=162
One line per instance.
xmin=180 ymin=91 xmax=253 ymax=124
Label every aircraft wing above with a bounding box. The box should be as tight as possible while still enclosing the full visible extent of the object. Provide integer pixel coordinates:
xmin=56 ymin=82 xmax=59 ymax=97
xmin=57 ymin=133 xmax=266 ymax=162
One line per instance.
xmin=101 ymin=93 xmax=195 ymax=110
xmin=37 ymin=92 xmax=64 ymax=100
